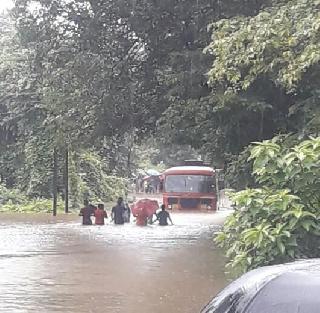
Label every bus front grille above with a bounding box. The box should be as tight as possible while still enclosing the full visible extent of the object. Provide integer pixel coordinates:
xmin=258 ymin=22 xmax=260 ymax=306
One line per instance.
xmin=180 ymin=198 xmax=200 ymax=209
xmin=168 ymin=197 xmax=179 ymax=205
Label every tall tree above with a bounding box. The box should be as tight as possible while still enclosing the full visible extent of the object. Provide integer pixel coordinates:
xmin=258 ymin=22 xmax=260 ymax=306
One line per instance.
xmin=205 ymin=0 xmax=320 ymax=134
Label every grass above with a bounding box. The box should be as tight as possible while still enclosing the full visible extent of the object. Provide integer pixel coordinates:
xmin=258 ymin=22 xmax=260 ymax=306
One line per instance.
xmin=0 ymin=199 xmax=65 ymax=213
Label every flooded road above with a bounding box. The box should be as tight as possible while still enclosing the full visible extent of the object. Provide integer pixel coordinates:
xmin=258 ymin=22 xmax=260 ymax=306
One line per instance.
xmin=0 ymin=212 xmax=228 ymax=313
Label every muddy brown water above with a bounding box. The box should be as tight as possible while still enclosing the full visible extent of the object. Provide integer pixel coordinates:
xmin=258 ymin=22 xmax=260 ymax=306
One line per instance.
xmin=0 ymin=212 xmax=229 ymax=313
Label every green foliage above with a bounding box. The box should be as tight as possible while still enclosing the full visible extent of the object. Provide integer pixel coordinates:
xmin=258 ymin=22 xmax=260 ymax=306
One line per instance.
xmin=18 ymin=135 xmax=54 ymax=197
xmin=206 ymin=0 xmax=320 ymax=91
xmin=225 ymin=146 xmax=255 ymax=190
xmin=133 ymin=137 xmax=200 ymax=170
xmin=0 ymin=183 xmax=27 ymax=205
xmin=159 ymin=93 xmax=277 ymax=164
xmin=149 ymin=0 xmax=278 ymax=164
xmin=68 ymin=150 xmax=128 ymax=209
xmin=216 ymin=137 xmax=320 ymax=274
xmin=0 ymin=199 xmax=64 ymax=213
xmin=0 ymin=183 xmax=63 ymax=213
xmin=202 ymin=0 xmax=320 ymax=181
xmin=0 ymin=7 xmax=140 ymax=205
xmin=1 ymin=0 xmax=319 ymax=212
xmin=250 ymin=136 xmax=320 ymax=207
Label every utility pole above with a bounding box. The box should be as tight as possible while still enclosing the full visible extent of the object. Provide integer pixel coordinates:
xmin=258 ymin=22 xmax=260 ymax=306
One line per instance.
xmin=215 ymin=169 xmax=221 ymax=211
xmin=64 ymin=147 xmax=69 ymax=213
xmin=52 ymin=147 xmax=58 ymax=216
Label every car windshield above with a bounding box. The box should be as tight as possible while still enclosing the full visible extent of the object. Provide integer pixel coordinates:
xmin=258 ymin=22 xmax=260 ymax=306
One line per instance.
xmin=164 ymin=175 xmax=215 ymax=193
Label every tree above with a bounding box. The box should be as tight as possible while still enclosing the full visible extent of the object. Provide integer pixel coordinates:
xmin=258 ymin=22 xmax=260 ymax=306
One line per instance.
xmin=216 ymin=136 xmax=320 ymax=274
xmin=1 ymin=2 xmax=136 ymax=203
xmin=148 ymin=0 xmax=286 ymax=165
xmin=205 ymin=0 xmax=320 ymax=137
xmin=12 ymin=0 xmax=165 ymax=174
xmin=206 ymin=0 xmax=320 ymax=92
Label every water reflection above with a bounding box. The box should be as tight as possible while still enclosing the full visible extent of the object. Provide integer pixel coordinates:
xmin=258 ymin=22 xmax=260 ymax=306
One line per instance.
xmin=0 ymin=212 xmax=228 ymax=313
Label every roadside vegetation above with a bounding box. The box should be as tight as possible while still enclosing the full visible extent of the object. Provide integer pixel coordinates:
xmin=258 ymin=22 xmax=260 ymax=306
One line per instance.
xmin=207 ymin=0 xmax=320 ymax=273
xmin=0 ymin=183 xmax=63 ymax=212
xmin=216 ymin=137 xmax=320 ymax=274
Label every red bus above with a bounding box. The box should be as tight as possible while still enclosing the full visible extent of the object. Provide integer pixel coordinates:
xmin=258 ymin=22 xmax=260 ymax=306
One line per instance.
xmin=162 ymin=166 xmax=217 ymax=211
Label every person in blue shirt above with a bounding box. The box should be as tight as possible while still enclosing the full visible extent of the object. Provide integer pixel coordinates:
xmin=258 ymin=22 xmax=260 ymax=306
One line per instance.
xmin=111 ymin=197 xmax=125 ymax=225
xmin=154 ymin=204 xmax=173 ymax=226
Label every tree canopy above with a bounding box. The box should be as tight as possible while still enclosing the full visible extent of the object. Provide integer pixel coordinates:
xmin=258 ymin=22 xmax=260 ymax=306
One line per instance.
xmin=206 ymin=0 xmax=320 ymax=91
xmin=0 ymin=0 xmax=319 ymax=207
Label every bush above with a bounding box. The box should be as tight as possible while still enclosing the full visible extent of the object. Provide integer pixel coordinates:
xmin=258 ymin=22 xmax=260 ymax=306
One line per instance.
xmin=0 ymin=198 xmax=64 ymax=213
xmin=0 ymin=184 xmax=27 ymax=205
xmin=69 ymin=151 xmax=129 ymax=208
xmin=216 ymin=137 xmax=320 ymax=275
xmin=0 ymin=183 xmax=64 ymax=213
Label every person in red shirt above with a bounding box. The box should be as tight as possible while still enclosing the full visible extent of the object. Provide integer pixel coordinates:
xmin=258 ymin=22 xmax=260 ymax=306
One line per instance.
xmin=79 ymin=199 xmax=94 ymax=225
xmin=94 ymin=203 xmax=108 ymax=225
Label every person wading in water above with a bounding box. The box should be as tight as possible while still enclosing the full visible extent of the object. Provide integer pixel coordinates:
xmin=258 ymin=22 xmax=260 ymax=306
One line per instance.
xmin=79 ymin=199 xmax=94 ymax=225
xmin=154 ymin=204 xmax=173 ymax=226
xmin=122 ymin=201 xmax=131 ymax=223
xmin=94 ymin=203 xmax=108 ymax=225
xmin=111 ymin=197 xmax=125 ymax=225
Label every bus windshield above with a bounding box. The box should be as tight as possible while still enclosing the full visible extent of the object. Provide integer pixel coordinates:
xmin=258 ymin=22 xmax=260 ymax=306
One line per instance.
xmin=165 ymin=175 xmax=215 ymax=193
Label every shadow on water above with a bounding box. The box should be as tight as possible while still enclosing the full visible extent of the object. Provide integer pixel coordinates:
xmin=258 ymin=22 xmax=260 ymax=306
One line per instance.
xmin=0 ymin=212 xmax=229 ymax=313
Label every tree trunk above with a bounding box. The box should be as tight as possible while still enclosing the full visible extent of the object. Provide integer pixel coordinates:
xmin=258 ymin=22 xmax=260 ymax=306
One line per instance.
xmin=127 ymin=147 xmax=132 ymax=178
xmin=259 ymin=109 xmax=264 ymax=140
xmin=52 ymin=147 xmax=58 ymax=216
xmin=64 ymin=147 xmax=69 ymax=213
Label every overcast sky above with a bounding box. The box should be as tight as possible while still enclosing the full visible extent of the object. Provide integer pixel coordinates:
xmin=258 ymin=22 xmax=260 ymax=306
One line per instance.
xmin=0 ymin=0 xmax=13 ymax=11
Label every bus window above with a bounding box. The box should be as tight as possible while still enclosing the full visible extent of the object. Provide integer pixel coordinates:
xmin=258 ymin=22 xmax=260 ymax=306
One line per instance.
xmin=165 ymin=175 xmax=215 ymax=193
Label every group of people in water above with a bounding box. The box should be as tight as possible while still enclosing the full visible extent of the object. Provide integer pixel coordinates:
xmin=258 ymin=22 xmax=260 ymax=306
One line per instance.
xmin=79 ymin=197 xmax=173 ymax=226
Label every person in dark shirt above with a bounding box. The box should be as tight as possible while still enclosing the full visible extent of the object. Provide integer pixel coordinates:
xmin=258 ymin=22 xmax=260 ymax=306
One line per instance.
xmin=79 ymin=199 xmax=94 ymax=225
xmin=155 ymin=204 xmax=173 ymax=226
xmin=94 ymin=203 xmax=108 ymax=225
xmin=111 ymin=197 xmax=125 ymax=225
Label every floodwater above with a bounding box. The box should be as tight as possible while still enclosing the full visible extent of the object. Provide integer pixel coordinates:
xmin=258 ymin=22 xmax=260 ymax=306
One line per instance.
xmin=0 ymin=212 xmax=229 ymax=313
